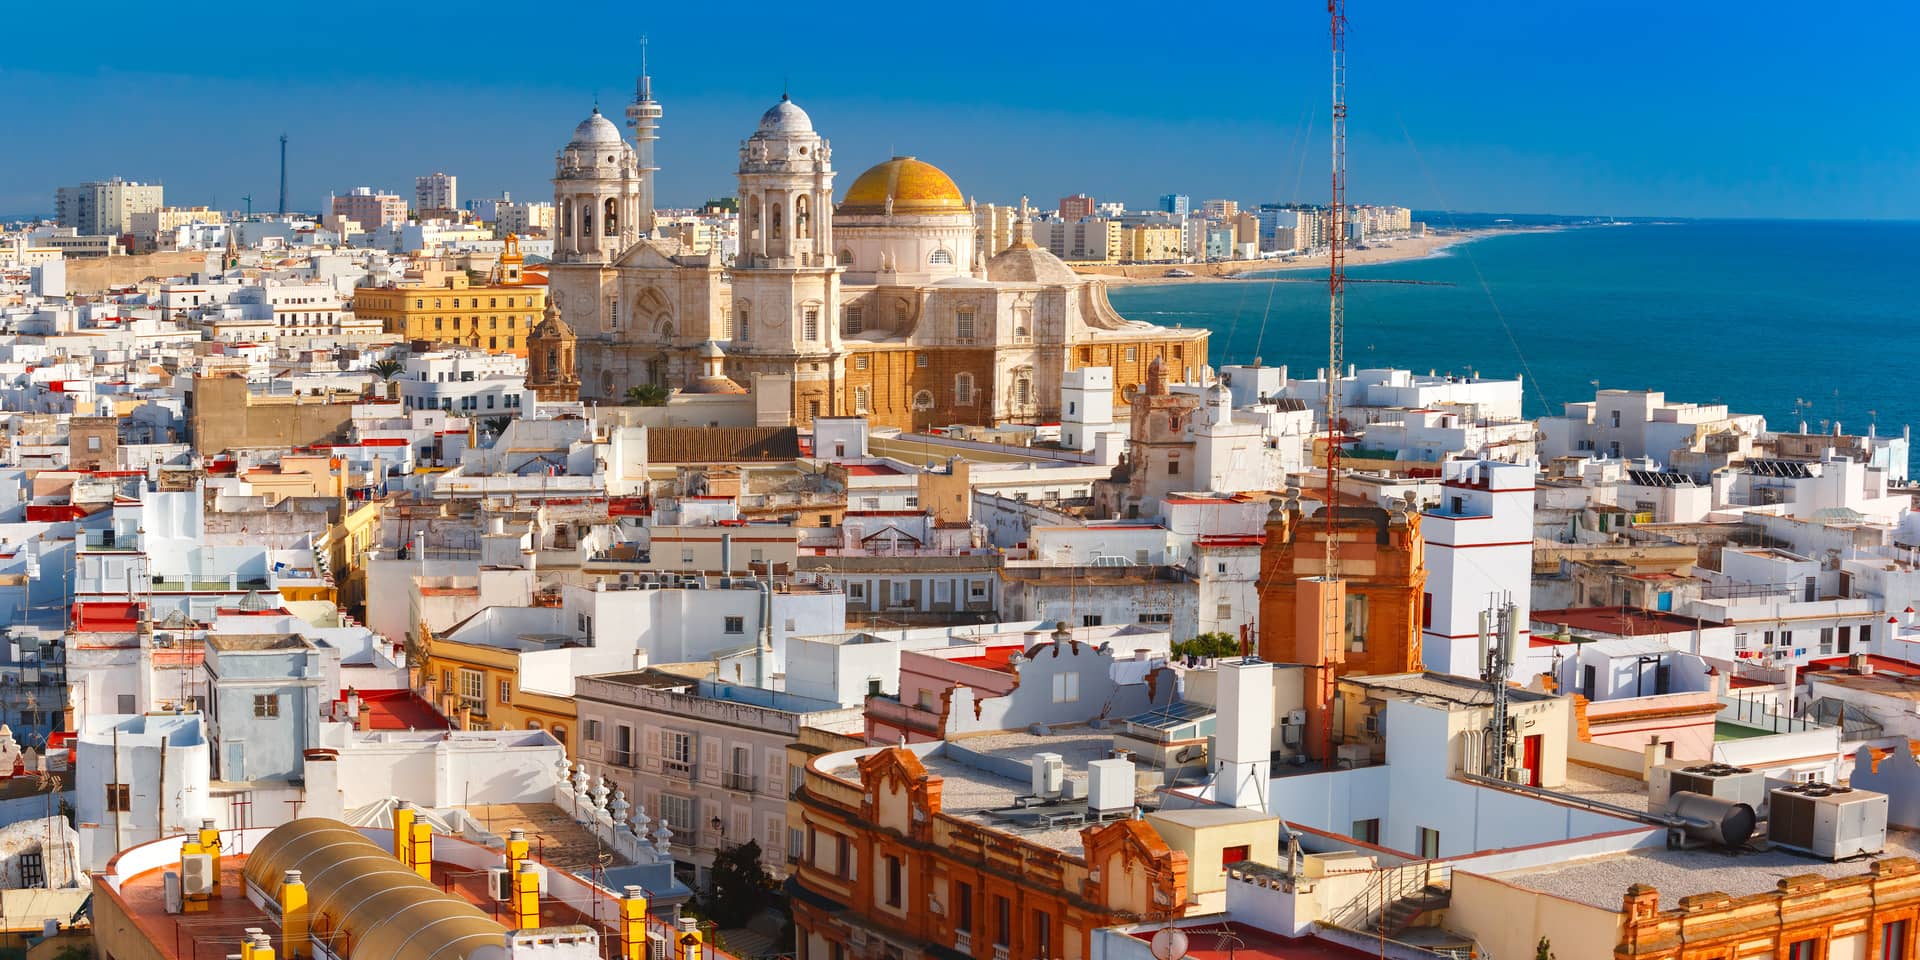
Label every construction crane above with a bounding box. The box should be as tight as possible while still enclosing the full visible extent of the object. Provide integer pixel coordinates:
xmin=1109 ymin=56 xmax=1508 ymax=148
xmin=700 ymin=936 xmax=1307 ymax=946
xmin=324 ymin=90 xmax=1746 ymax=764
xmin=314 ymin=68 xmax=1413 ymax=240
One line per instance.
xmin=1319 ymin=0 xmax=1350 ymax=768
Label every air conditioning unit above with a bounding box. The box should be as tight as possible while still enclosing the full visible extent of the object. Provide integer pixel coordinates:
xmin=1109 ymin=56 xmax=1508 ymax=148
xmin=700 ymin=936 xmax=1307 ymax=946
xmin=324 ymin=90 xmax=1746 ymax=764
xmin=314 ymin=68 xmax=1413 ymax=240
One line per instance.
xmin=1335 ymin=744 xmax=1372 ymax=769
xmin=1031 ymin=752 xmax=1065 ymax=797
xmin=163 ymin=871 xmax=183 ymax=914
xmin=488 ymin=867 xmax=512 ymax=901
xmin=1649 ymin=761 xmax=1767 ymax=811
xmin=181 ymin=853 xmax=214 ymax=895
xmin=1285 ymin=710 xmax=1308 ymax=727
xmin=1768 ymin=783 xmax=1889 ymax=860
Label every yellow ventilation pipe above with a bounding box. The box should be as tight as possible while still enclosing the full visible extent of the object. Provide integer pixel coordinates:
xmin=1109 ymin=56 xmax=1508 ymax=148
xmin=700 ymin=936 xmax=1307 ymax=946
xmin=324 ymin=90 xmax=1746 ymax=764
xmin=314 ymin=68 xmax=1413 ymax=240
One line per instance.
xmin=407 ymin=820 xmax=433 ymax=879
xmin=280 ymin=870 xmax=308 ymax=960
xmin=199 ymin=819 xmax=222 ymax=894
xmin=392 ymin=801 xmax=417 ymax=866
xmin=513 ymin=862 xmax=541 ymax=930
xmin=619 ymin=886 xmax=650 ymax=960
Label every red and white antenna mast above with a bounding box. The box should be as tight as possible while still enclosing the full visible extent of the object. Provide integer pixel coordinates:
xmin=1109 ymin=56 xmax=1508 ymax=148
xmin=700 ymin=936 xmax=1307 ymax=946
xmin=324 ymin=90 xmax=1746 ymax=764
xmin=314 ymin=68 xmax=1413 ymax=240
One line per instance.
xmin=1320 ymin=0 xmax=1350 ymax=766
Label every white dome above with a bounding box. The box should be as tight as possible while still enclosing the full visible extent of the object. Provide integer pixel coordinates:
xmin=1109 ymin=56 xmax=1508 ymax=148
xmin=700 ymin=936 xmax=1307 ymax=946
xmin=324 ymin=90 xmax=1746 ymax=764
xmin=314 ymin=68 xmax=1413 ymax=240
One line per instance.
xmin=757 ymin=95 xmax=813 ymax=135
xmin=570 ymin=108 xmax=626 ymax=148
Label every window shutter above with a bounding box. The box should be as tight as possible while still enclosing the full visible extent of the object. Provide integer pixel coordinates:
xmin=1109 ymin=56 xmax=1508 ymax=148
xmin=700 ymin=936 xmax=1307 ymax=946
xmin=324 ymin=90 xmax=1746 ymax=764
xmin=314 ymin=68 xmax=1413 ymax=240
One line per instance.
xmin=644 ymin=728 xmax=661 ymax=772
xmin=702 ymin=738 xmax=721 ymax=784
xmin=768 ymin=750 xmax=786 ymax=794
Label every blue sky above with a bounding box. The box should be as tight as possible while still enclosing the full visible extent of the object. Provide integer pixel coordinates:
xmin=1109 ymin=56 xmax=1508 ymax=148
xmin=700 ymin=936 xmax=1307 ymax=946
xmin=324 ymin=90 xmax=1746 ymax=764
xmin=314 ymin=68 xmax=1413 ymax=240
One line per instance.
xmin=5 ymin=1 xmax=1918 ymax=219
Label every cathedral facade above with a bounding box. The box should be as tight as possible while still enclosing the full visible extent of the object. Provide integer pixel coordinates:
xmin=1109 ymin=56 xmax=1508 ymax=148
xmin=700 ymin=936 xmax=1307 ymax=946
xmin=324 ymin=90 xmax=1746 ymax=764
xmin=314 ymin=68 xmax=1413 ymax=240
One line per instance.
xmin=542 ymin=72 xmax=1208 ymax=429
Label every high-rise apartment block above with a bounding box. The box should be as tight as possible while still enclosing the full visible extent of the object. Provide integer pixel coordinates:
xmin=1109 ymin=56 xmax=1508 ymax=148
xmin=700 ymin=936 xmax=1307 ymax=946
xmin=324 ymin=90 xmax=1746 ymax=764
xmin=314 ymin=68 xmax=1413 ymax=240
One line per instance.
xmin=55 ymin=178 xmax=164 ymax=236
xmin=1057 ymin=193 xmax=1096 ymax=219
xmin=1159 ymin=193 xmax=1189 ymax=217
xmin=1200 ymin=198 xmax=1239 ymax=220
xmin=332 ymin=187 xmax=409 ymax=230
xmin=415 ymin=172 xmax=458 ymax=214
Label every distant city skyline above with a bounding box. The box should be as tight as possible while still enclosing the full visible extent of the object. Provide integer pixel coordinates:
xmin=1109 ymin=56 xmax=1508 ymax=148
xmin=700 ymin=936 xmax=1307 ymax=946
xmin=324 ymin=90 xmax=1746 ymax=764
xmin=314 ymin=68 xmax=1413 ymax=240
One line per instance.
xmin=5 ymin=1 xmax=1918 ymax=221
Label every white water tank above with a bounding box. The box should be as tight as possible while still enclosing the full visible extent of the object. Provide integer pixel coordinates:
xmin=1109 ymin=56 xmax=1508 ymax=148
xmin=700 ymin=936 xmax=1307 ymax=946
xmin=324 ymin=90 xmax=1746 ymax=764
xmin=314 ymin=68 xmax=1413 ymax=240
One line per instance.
xmin=1087 ymin=757 xmax=1135 ymax=814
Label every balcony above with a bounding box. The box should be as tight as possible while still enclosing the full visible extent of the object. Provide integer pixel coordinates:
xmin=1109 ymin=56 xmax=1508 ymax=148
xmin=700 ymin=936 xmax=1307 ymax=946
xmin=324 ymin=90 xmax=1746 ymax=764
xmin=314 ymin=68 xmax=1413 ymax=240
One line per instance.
xmin=662 ymin=757 xmax=696 ymax=782
xmin=992 ymin=945 xmax=1009 ymax=960
xmin=954 ymin=932 xmax=972 ymax=954
xmin=611 ymin=750 xmax=635 ymax=768
xmin=721 ymin=770 xmax=757 ymax=793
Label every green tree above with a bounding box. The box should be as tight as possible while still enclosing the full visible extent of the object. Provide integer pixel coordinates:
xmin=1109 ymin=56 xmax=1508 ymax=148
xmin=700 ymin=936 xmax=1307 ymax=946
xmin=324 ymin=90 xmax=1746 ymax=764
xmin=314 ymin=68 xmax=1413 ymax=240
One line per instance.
xmin=1536 ymin=937 xmax=1555 ymax=960
xmin=1171 ymin=632 xmax=1241 ymax=660
xmin=626 ymin=384 xmax=670 ymax=406
xmin=370 ymin=359 xmax=405 ymax=380
xmin=701 ymin=840 xmax=781 ymax=929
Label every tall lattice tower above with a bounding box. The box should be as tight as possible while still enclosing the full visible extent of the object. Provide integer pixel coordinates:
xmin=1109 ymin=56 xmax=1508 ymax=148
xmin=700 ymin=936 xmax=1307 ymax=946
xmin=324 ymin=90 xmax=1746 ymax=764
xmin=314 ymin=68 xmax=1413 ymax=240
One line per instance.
xmin=1318 ymin=0 xmax=1351 ymax=766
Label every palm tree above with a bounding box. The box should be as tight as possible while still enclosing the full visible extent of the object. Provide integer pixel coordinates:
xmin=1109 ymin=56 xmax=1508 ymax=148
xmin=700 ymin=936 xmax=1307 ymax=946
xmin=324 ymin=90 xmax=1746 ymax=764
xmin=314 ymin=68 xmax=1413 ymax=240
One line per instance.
xmin=370 ymin=359 xmax=405 ymax=380
xmin=626 ymin=384 xmax=670 ymax=406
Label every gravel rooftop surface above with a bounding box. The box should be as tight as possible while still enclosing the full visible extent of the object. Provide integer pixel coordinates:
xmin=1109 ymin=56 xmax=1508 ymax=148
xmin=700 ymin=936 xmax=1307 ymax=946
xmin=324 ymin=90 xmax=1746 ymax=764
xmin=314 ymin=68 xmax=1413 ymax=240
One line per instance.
xmin=1490 ymin=831 xmax=1920 ymax=910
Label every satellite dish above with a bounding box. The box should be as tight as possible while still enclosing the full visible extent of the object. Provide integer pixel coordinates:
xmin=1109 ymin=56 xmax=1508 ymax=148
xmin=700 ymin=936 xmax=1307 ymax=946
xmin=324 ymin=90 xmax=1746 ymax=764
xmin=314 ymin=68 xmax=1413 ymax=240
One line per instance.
xmin=1150 ymin=928 xmax=1189 ymax=960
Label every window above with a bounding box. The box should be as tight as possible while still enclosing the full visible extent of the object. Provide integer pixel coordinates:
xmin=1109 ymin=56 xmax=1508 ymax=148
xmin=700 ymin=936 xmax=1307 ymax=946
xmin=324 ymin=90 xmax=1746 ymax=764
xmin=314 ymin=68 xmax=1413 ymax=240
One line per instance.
xmin=498 ymin=680 xmax=512 ymax=704
xmin=1221 ymin=845 xmax=1251 ymax=868
xmin=1082 ymin=614 xmax=1103 ymax=627
xmin=838 ymin=249 xmax=854 ymax=266
xmin=1167 ymin=455 xmax=1180 ymax=476
xmin=955 ymin=308 xmax=975 ymax=340
xmin=1052 ymin=673 xmax=1080 ymax=703
xmin=681 ymin=548 xmax=695 ymax=563
xmin=1734 ymin=631 xmax=1750 ymax=651
xmin=849 ymin=582 xmax=866 ymax=601
xmin=458 ymin=668 xmax=485 ymax=706
xmin=612 ymin=724 xmax=634 ymax=765
xmin=1820 ymin=627 xmax=1835 ymax=655
xmin=1864 ymin=624 xmax=1874 ymax=646
xmin=253 ymin=694 xmax=280 ymax=718
xmin=106 ymin=783 xmax=131 ymax=812
xmin=737 ymin=303 xmax=751 ymax=341
xmin=1840 ymin=625 xmax=1853 ymax=654
xmin=844 ymin=306 xmax=863 ymax=334
xmin=956 ymin=881 xmax=973 ymax=932
xmin=1033 ymin=911 xmax=1052 ymax=959
xmin=804 ymin=308 xmax=820 ymax=341
xmin=725 ymin=616 xmax=745 ymax=634
xmin=1416 ymin=827 xmax=1440 ymax=859
xmin=854 ymin=355 xmax=869 ymax=371
xmin=1883 ymin=920 xmax=1909 ymax=960
xmin=1138 ymin=613 xmax=1171 ymax=625
xmin=883 ymin=855 xmax=902 ymax=907
xmin=440 ymin=669 xmax=453 ymax=692
xmin=1125 ymin=346 xmax=1137 ymax=362
xmin=1787 ymin=941 xmax=1817 ymax=960
xmin=835 ymin=833 xmax=852 ymax=878
xmin=1015 ymin=377 xmax=1031 ymax=404
xmin=1347 ymin=594 xmax=1370 ymax=653
xmin=1351 ymin=819 xmax=1381 ymax=844
xmin=929 ymin=249 xmax=953 ymax=265
xmin=912 ymin=389 xmax=933 ymax=410
xmin=118 ymin=694 xmax=136 ymax=713
xmin=17 ymin=850 xmax=42 ymax=887
xmin=994 ymin=897 xmax=1011 ymax=947
xmin=954 ymin=373 xmax=974 ymax=405
xmin=583 ymin=718 xmax=602 ymax=742
xmin=915 ymin=354 xmax=928 ymax=368
xmin=969 ymin=580 xmax=987 ymax=599
xmin=1216 ymin=602 xmax=1232 ymax=622
xmin=855 ymin=387 xmax=870 ymax=413
xmin=659 ymin=793 xmax=695 ymax=839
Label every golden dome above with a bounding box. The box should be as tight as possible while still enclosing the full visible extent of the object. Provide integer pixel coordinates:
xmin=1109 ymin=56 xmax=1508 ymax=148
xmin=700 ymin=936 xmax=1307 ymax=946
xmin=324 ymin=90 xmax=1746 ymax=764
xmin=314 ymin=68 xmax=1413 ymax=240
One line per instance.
xmin=839 ymin=156 xmax=967 ymax=216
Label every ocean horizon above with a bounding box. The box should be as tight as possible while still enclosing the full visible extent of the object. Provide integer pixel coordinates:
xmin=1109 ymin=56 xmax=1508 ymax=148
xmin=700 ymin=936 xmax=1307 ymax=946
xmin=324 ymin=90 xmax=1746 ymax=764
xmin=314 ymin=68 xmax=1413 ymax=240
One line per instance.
xmin=1107 ymin=219 xmax=1917 ymax=470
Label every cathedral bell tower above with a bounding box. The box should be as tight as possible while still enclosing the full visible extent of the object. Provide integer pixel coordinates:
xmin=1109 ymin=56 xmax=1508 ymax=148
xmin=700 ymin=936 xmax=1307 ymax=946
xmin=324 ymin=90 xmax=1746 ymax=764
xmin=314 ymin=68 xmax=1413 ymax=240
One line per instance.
xmin=730 ymin=94 xmax=840 ymax=421
xmin=527 ymin=297 xmax=580 ymax=403
xmin=552 ymin=106 xmax=644 ymax=265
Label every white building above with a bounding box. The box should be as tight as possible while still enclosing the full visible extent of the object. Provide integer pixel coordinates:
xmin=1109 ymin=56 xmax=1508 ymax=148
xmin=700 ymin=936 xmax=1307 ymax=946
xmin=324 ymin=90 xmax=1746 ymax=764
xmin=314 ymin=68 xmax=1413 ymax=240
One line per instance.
xmin=415 ymin=172 xmax=458 ymax=213
xmin=1538 ymin=388 xmax=1765 ymax=465
xmin=396 ymin=348 xmax=529 ymax=419
xmin=1421 ymin=460 xmax=1536 ymax=677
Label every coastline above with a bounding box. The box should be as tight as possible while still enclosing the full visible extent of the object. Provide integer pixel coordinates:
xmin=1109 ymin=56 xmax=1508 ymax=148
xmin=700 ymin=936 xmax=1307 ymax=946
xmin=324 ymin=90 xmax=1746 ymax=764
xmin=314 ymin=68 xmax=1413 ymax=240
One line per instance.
xmin=1083 ymin=225 xmax=1563 ymax=285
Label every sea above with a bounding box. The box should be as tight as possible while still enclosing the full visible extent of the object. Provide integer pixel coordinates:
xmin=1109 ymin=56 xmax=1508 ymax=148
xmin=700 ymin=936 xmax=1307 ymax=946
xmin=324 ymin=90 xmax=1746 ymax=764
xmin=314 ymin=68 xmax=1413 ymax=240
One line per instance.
xmin=1106 ymin=218 xmax=1919 ymax=468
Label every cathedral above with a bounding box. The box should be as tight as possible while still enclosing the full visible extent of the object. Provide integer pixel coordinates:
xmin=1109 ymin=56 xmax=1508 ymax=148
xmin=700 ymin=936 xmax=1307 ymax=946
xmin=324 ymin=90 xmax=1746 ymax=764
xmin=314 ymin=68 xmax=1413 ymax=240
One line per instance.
xmin=540 ymin=68 xmax=1209 ymax=429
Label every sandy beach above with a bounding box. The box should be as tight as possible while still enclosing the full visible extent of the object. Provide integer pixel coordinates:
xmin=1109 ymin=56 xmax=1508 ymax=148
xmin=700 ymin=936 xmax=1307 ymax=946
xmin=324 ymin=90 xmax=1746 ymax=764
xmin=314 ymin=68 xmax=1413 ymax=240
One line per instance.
xmin=1083 ymin=226 xmax=1561 ymax=285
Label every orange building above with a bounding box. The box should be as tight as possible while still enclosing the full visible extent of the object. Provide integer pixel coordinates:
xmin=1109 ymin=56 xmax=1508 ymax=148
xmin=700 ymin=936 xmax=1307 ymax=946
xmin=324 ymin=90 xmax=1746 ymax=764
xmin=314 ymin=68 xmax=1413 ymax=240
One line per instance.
xmin=790 ymin=745 xmax=1190 ymax=960
xmin=1613 ymin=863 xmax=1920 ymax=959
xmin=1256 ymin=501 xmax=1427 ymax=758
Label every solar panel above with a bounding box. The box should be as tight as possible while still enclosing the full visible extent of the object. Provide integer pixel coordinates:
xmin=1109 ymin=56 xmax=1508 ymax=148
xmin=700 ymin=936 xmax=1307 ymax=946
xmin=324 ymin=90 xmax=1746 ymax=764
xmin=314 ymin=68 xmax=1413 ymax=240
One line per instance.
xmin=1122 ymin=700 xmax=1215 ymax=729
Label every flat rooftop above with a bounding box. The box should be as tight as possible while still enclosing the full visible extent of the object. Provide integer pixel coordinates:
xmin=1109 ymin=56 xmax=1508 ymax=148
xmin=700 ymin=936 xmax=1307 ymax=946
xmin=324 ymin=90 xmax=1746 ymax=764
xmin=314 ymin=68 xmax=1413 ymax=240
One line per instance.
xmin=1532 ymin=607 xmax=1721 ymax=637
xmin=1347 ymin=672 xmax=1558 ymax=707
xmin=1490 ymin=829 xmax=1920 ymax=910
xmin=825 ymin=729 xmax=1128 ymax=856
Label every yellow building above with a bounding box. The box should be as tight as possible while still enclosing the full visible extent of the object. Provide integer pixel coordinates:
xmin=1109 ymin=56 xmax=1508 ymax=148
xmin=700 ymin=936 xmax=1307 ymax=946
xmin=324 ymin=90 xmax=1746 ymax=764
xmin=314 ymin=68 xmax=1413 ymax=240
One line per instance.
xmin=354 ymin=255 xmax=545 ymax=357
xmin=419 ymin=622 xmax=576 ymax=752
xmin=1124 ymin=223 xmax=1184 ymax=263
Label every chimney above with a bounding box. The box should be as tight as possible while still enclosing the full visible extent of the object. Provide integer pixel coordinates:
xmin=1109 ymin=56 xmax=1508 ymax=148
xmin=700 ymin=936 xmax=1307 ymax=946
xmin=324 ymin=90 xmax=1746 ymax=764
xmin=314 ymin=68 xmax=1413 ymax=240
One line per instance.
xmin=280 ymin=870 xmax=308 ymax=960
xmin=513 ymin=862 xmax=541 ymax=930
xmin=620 ymin=886 xmax=650 ymax=960
xmin=393 ymin=800 xmax=416 ymax=865
xmin=1215 ymin=659 xmax=1275 ymax=809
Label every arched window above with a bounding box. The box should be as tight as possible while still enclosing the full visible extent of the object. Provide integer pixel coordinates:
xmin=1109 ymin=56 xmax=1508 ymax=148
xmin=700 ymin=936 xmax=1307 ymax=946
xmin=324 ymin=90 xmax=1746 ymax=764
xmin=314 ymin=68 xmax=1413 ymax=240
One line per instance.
xmin=736 ymin=302 xmax=751 ymax=341
xmin=771 ymin=205 xmax=784 ymax=239
xmin=912 ymin=390 xmax=934 ymax=411
xmin=929 ymin=248 xmax=954 ymax=265
xmin=580 ymin=202 xmax=594 ymax=239
xmin=551 ymin=724 xmax=567 ymax=748
xmin=749 ymin=196 xmax=762 ymax=229
xmin=660 ymin=320 xmax=674 ymax=339
xmin=838 ymin=249 xmax=854 ymax=267
xmin=528 ymin=720 xmax=542 ymax=730
xmin=720 ymin=306 xmax=733 ymax=340
xmin=795 ymin=195 xmax=811 ymax=238
xmin=560 ymin=205 xmax=571 ymax=237
xmin=1015 ymin=377 xmax=1032 ymax=405
xmin=604 ymin=198 xmax=619 ymax=236
xmin=954 ymin=373 xmax=974 ymax=405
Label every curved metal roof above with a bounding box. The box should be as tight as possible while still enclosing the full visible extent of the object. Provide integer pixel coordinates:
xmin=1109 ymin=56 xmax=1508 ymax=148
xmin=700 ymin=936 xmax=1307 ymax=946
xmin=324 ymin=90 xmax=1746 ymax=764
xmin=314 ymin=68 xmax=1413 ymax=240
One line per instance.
xmin=244 ymin=818 xmax=507 ymax=960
